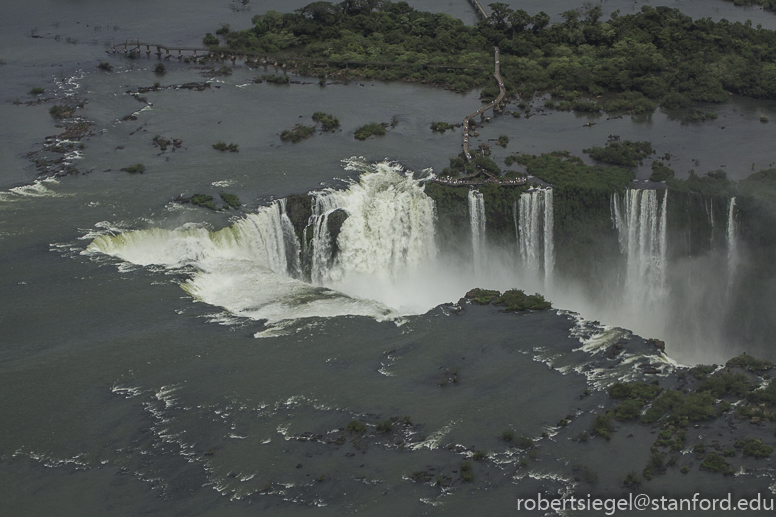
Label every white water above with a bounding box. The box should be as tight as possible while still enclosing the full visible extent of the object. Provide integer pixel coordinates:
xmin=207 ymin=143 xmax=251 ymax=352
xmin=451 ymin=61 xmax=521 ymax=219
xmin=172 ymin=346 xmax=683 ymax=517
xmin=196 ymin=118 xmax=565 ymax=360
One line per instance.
xmin=309 ymin=193 xmax=340 ymax=285
xmin=468 ymin=189 xmax=486 ymax=270
xmin=86 ymin=160 xmax=449 ymax=326
xmin=727 ymin=197 xmax=738 ymax=292
xmin=514 ymin=188 xmax=554 ymax=289
xmin=85 ymin=159 xmax=741 ymax=363
xmin=611 ymin=189 xmax=668 ymax=311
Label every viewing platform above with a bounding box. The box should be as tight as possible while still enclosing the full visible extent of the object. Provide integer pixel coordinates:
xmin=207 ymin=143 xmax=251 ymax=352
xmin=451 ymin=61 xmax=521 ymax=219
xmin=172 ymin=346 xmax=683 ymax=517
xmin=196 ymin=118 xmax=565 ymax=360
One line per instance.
xmin=430 ymin=176 xmax=527 ymax=187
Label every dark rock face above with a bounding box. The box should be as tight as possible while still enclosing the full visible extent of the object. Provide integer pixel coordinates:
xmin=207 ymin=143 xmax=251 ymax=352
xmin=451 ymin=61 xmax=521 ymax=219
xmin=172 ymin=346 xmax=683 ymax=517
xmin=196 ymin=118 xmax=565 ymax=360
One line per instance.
xmin=285 ymin=194 xmax=313 ymax=236
xmin=327 ymin=208 xmax=348 ymax=254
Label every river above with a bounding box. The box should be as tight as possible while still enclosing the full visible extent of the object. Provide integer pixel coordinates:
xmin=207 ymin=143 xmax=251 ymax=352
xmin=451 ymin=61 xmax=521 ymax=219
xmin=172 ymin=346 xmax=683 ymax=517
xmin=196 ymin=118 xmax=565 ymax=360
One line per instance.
xmin=2 ymin=1 xmax=776 ymax=515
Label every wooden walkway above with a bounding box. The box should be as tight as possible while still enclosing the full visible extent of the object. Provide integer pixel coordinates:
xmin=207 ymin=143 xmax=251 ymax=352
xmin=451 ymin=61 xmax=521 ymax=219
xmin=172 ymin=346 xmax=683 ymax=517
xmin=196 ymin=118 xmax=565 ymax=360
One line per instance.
xmin=463 ymin=46 xmax=506 ymax=161
xmin=468 ymin=0 xmax=490 ymax=19
xmin=431 ymin=176 xmax=526 ymax=187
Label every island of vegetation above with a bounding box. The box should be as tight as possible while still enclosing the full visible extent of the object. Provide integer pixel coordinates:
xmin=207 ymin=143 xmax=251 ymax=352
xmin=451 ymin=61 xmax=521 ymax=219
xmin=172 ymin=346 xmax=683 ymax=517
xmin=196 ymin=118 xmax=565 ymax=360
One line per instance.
xmin=212 ymin=141 xmax=239 ymax=152
xmin=214 ymin=1 xmax=776 ymax=111
xmin=281 ymin=124 xmax=316 ymax=143
xmin=312 ymin=111 xmax=340 ymax=131
xmin=354 ymin=121 xmax=388 ymax=140
xmin=280 ymin=112 xmax=340 ymax=142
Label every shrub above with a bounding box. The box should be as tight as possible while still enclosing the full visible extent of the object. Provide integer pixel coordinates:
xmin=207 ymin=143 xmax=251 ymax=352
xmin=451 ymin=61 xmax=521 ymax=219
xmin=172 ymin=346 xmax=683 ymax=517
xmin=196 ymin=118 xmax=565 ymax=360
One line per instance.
xmin=376 ymin=419 xmax=392 ymax=433
xmin=29 ymin=87 xmax=45 ymax=95
xmin=191 ymin=194 xmax=217 ymax=210
xmin=726 ymin=353 xmax=773 ymax=372
xmin=430 ymin=121 xmax=455 ymax=133
xmin=121 ymin=163 xmax=146 ymax=174
xmin=280 ymin=124 xmax=315 ymax=143
xmin=688 ymin=364 xmax=717 ymax=380
xmin=152 ymin=135 xmax=171 ymax=151
xmin=696 ymin=372 xmax=752 ymax=398
xmin=746 ymin=379 xmax=776 ymax=405
xmin=49 ymin=105 xmax=74 ymax=119
xmin=465 ymin=288 xmax=500 ymax=304
xmin=592 ymin=411 xmax=614 ymax=440
xmin=203 ymin=33 xmax=219 ymax=46
xmin=608 ymin=382 xmax=661 ymax=401
xmin=511 ymin=151 xmax=633 ymax=191
xmin=97 ymin=61 xmax=113 ymax=71
xmin=354 ymin=122 xmax=387 ymax=141
xmin=674 ymin=393 xmax=717 ymax=421
xmin=492 ymin=289 xmax=551 ymax=311
xmin=347 ymin=420 xmax=366 ymax=434
xmin=220 ymin=193 xmax=241 ymax=208
xmin=584 ymin=138 xmax=653 ymax=167
xmin=212 ymin=141 xmax=239 ymax=152
xmin=312 ymin=112 xmax=340 ymax=131
xmin=623 ymin=471 xmax=640 ymax=488
xmin=614 ymin=399 xmax=645 ymax=421
xmin=650 ymin=161 xmax=674 ymax=182
xmin=500 ymin=430 xmax=514 ymax=442
xmin=700 ymin=452 xmax=731 ymax=474
xmin=741 ymin=439 xmax=773 ymax=459
xmin=154 ymin=63 xmax=166 ymax=74
xmin=497 ymin=135 xmax=509 ymax=148
xmin=263 ymin=74 xmax=290 ymax=84
xmin=642 ymin=390 xmax=683 ymax=423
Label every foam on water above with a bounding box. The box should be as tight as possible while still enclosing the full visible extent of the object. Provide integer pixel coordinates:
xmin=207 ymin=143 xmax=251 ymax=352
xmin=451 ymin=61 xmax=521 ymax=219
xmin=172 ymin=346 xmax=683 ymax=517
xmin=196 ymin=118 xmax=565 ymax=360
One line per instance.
xmin=0 ymin=178 xmax=62 ymax=202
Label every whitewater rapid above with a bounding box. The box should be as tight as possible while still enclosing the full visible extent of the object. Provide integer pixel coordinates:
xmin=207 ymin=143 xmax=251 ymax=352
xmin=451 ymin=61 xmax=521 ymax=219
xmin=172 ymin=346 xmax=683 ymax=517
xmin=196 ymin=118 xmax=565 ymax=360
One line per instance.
xmin=85 ymin=160 xmax=462 ymax=328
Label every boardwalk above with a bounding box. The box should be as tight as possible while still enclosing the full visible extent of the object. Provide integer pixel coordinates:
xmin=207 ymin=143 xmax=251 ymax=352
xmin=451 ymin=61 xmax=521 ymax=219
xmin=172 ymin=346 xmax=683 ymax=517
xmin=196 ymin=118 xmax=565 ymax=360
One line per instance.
xmin=108 ymin=41 xmax=212 ymax=59
xmin=468 ymin=0 xmax=490 ymax=19
xmin=463 ymin=46 xmax=506 ymax=161
xmin=430 ymin=176 xmax=526 ymax=187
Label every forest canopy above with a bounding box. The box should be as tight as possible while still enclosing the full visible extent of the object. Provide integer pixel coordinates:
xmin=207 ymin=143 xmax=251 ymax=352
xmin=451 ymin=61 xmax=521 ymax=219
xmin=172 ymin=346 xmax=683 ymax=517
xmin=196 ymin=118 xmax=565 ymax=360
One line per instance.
xmin=215 ymin=1 xmax=776 ymax=105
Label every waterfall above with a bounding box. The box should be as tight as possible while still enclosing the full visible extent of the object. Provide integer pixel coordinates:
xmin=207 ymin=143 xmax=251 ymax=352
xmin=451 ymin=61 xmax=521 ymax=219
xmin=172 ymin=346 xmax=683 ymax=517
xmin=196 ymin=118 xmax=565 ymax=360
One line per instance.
xmin=543 ymin=188 xmax=555 ymax=289
xmin=309 ymin=193 xmax=341 ymax=285
xmin=86 ymin=160 xmax=441 ymax=326
xmin=311 ymin=162 xmax=437 ymax=283
xmin=514 ymin=188 xmax=554 ymax=286
xmin=611 ymin=189 xmax=668 ymax=308
xmin=468 ymin=189 xmax=486 ymax=270
xmin=727 ymin=197 xmax=738 ymax=291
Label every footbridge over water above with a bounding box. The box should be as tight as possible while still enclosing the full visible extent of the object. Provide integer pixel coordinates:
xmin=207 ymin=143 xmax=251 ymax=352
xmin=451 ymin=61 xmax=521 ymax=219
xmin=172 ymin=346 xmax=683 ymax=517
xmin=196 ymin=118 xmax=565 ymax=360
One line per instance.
xmin=468 ymin=0 xmax=490 ymax=19
xmin=462 ymin=46 xmax=506 ymax=162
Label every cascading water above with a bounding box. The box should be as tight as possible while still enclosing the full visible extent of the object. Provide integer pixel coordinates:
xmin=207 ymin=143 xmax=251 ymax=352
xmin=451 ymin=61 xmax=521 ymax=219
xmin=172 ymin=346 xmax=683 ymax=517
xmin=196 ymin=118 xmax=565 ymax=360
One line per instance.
xmin=611 ymin=189 xmax=668 ymax=309
xmin=514 ymin=188 xmax=554 ymax=287
xmin=86 ymin=159 xmax=439 ymax=326
xmin=468 ymin=189 xmax=486 ymax=270
xmin=309 ymin=193 xmax=341 ymax=285
xmin=727 ymin=197 xmax=738 ymax=291
xmin=321 ymin=162 xmax=437 ymax=283
xmin=543 ymin=189 xmax=555 ymax=289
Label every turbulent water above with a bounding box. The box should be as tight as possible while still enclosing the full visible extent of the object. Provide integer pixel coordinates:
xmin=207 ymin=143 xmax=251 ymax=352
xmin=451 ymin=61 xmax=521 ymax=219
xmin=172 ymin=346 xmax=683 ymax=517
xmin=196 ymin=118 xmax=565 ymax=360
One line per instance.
xmin=87 ymin=160 xmax=446 ymax=326
xmin=88 ymin=174 xmax=744 ymax=365
xmin=5 ymin=1 xmax=776 ymax=514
